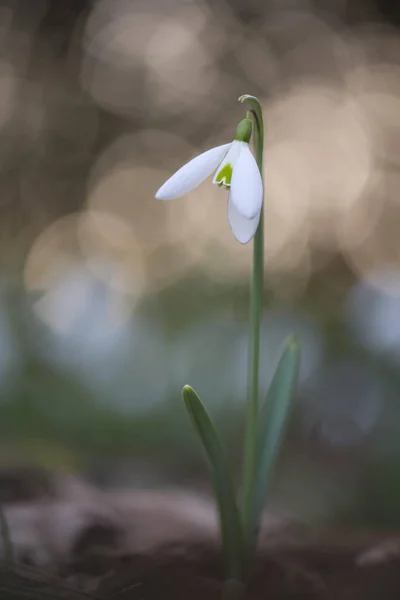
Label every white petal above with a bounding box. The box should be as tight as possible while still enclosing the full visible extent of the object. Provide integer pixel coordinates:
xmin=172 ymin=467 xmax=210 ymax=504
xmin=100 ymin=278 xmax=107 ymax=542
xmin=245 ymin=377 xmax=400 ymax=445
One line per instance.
xmin=230 ymin=144 xmax=263 ymax=219
xmin=155 ymin=143 xmax=231 ymax=200
xmin=227 ymin=196 xmax=260 ymax=244
xmin=212 ymin=141 xmax=242 ymax=186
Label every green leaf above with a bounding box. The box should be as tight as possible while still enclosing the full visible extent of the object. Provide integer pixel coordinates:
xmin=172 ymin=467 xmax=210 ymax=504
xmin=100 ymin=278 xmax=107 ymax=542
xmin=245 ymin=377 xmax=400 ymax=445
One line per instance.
xmin=182 ymin=385 xmax=244 ymax=580
xmin=251 ymin=338 xmax=300 ymax=549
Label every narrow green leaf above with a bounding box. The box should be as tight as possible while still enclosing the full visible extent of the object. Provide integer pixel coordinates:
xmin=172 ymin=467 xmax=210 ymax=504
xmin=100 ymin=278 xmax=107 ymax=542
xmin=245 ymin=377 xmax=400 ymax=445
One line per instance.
xmin=182 ymin=385 xmax=244 ymax=580
xmin=250 ymin=338 xmax=300 ymax=551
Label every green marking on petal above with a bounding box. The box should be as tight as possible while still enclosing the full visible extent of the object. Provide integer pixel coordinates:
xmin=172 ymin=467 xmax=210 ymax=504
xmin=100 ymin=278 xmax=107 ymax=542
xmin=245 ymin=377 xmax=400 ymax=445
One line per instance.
xmin=215 ymin=163 xmax=233 ymax=188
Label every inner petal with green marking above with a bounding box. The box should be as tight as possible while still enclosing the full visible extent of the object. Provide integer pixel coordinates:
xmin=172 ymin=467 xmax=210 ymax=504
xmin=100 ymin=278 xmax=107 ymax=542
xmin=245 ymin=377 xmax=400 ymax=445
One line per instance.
xmin=214 ymin=163 xmax=233 ymax=189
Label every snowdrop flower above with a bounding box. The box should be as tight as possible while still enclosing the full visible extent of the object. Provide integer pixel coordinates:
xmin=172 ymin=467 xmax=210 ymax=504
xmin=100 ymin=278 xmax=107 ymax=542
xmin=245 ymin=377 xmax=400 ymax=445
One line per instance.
xmin=155 ymin=118 xmax=263 ymax=244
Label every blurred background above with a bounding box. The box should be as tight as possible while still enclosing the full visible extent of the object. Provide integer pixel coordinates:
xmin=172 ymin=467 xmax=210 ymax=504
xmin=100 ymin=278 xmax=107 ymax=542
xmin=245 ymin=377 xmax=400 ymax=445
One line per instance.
xmin=0 ymin=0 xmax=400 ymax=531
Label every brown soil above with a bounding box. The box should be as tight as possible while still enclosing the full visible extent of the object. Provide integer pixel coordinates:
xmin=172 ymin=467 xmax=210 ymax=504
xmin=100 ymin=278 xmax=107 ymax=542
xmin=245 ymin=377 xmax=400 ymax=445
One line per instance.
xmin=3 ymin=536 xmax=400 ymax=600
xmin=83 ymin=536 xmax=400 ymax=599
xmin=1 ymin=467 xmax=400 ymax=599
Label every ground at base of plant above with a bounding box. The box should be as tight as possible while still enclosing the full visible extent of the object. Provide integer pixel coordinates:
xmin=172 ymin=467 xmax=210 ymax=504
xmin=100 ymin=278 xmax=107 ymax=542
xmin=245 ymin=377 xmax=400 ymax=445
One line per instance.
xmin=1 ymin=467 xmax=400 ymax=599
xmin=3 ymin=532 xmax=400 ymax=600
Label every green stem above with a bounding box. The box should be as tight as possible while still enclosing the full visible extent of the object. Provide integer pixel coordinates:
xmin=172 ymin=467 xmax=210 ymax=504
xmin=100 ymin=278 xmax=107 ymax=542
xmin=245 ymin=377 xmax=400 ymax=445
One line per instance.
xmin=238 ymin=95 xmax=265 ymax=565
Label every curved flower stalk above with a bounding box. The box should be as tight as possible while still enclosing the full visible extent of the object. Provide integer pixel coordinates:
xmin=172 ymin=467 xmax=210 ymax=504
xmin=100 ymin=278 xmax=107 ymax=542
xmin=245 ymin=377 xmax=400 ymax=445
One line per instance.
xmin=155 ymin=118 xmax=263 ymax=244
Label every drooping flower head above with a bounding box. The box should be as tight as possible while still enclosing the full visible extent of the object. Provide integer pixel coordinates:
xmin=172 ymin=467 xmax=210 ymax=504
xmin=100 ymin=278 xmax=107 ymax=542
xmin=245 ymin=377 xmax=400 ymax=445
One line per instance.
xmin=155 ymin=117 xmax=263 ymax=244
